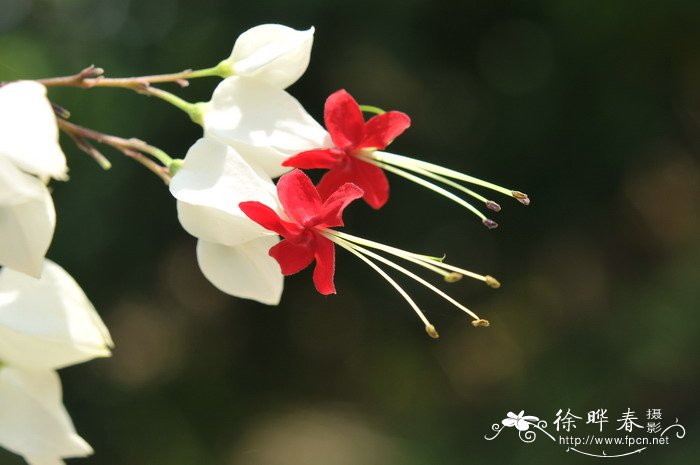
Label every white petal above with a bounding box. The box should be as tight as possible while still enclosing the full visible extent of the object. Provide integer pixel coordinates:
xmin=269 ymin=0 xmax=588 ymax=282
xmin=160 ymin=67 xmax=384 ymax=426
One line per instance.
xmin=197 ymin=236 xmax=283 ymax=305
xmin=25 ymin=456 xmax=65 ymax=465
xmin=502 ymin=418 xmax=517 ymax=427
xmin=0 ymin=82 xmax=67 ymax=180
xmin=230 ymin=24 xmax=314 ymax=89
xmin=203 ymin=76 xmax=331 ymax=178
xmin=0 ymin=260 xmax=112 ymax=370
xmin=515 ymin=419 xmax=531 ymax=431
xmin=170 ymin=137 xmax=279 ymax=246
xmin=0 ymin=160 xmax=55 ymax=277
xmin=0 ymin=156 xmax=47 ymax=204
xmin=0 ymin=367 xmax=92 ymax=462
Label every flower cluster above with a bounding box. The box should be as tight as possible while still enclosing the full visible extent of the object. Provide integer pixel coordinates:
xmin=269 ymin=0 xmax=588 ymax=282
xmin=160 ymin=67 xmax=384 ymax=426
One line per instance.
xmin=0 ymin=82 xmax=66 ymax=277
xmin=168 ymin=24 xmax=527 ymax=336
xmin=0 ymin=22 xmax=529 ymax=463
xmin=0 ymin=82 xmax=112 ymax=465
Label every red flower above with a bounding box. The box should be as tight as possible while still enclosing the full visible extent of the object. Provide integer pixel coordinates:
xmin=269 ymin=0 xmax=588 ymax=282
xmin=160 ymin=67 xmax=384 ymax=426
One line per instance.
xmin=239 ymin=169 xmax=363 ymax=295
xmin=282 ymin=89 xmax=411 ymax=209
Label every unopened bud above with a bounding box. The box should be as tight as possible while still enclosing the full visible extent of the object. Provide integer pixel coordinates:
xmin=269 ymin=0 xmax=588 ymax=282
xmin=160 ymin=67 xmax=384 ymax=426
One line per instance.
xmin=486 ymin=200 xmax=501 ymax=212
xmin=425 ymin=324 xmax=440 ymax=338
xmin=484 ymin=275 xmax=500 ymax=289
xmin=483 ymin=219 xmax=499 ymax=229
xmin=471 ymin=318 xmax=490 ymax=328
xmin=512 ymin=191 xmax=530 ymax=205
xmin=444 ymin=272 xmax=463 ymax=283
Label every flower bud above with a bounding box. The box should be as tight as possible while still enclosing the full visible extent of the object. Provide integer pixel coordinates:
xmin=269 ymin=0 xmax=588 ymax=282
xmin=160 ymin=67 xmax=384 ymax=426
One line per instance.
xmin=222 ymin=24 xmax=315 ymax=89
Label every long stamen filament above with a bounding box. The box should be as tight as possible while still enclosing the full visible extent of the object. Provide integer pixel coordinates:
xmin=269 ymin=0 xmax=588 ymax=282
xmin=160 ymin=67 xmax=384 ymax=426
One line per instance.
xmin=369 ymin=152 xmax=501 ymax=210
xmin=329 ymin=234 xmax=487 ymax=325
xmin=325 ymin=229 xmax=498 ymax=287
xmin=330 ymin=234 xmax=438 ymax=337
xmin=370 ymin=159 xmax=495 ymax=227
xmin=373 ymin=150 xmax=529 ymax=204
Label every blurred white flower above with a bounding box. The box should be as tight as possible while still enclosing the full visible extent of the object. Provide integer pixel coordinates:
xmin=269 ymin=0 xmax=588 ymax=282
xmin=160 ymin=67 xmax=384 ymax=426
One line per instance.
xmin=0 ymin=259 xmax=113 ymax=465
xmin=0 ymin=81 xmax=67 ymax=180
xmin=221 ymin=24 xmax=315 ymax=89
xmin=169 ymin=137 xmax=284 ymax=305
xmin=0 ymin=81 xmax=67 ymax=277
xmin=198 ymin=76 xmax=330 ymax=178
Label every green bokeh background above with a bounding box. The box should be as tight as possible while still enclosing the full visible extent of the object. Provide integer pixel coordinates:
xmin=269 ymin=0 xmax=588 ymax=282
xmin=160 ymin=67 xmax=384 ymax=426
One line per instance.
xmin=1 ymin=0 xmax=699 ymax=463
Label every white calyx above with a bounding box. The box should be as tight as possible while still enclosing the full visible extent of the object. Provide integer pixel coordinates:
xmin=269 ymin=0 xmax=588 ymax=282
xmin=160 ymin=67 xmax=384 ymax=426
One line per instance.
xmin=169 ymin=137 xmax=285 ymax=305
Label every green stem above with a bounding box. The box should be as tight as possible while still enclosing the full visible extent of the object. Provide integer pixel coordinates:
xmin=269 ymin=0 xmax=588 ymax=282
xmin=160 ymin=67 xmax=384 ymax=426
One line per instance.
xmin=359 ymin=104 xmax=386 ymax=115
xmin=141 ymin=87 xmax=202 ymax=123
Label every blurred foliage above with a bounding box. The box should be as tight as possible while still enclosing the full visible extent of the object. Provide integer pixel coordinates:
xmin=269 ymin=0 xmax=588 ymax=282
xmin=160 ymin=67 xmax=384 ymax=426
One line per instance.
xmin=1 ymin=0 xmax=699 ymax=464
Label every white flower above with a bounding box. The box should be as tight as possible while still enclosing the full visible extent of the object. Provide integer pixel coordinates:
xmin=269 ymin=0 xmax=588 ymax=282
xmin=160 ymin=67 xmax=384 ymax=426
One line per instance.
xmin=0 ymin=81 xmax=67 ymax=180
xmin=199 ymin=76 xmax=330 ymax=178
xmin=0 ymin=367 xmax=93 ymax=465
xmin=223 ymin=24 xmax=315 ymax=89
xmin=170 ymin=137 xmax=284 ymax=305
xmin=0 ymin=260 xmax=113 ymax=465
xmin=502 ymin=411 xmax=539 ymax=431
xmin=0 ymin=81 xmax=67 ymax=277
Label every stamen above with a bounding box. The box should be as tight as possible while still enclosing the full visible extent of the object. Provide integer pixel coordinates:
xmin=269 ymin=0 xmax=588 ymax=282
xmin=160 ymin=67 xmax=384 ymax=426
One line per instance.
xmin=425 ymin=324 xmax=440 ymax=338
xmin=325 ymin=230 xmax=499 ymax=288
xmin=367 ymin=152 xmax=503 ymax=213
xmin=373 ymin=150 xmax=530 ymax=204
xmin=444 ymin=272 xmax=463 ymax=283
xmin=512 ymin=191 xmax=530 ymax=205
xmin=486 ymin=201 xmax=502 ymax=212
xmin=472 ymin=319 xmax=490 ymax=327
xmin=329 ymin=234 xmax=485 ymax=322
xmin=331 ymin=234 xmax=435 ymax=330
xmin=482 ymin=219 xmax=499 ymax=229
xmin=370 ymin=159 xmax=488 ymax=222
xmin=484 ymin=275 xmax=501 ymax=289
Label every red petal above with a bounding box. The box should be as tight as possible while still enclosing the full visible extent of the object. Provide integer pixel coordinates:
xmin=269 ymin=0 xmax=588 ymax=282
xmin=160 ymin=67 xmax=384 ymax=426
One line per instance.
xmin=239 ymin=201 xmax=302 ymax=238
xmin=347 ymin=158 xmax=390 ymax=209
xmin=324 ymin=90 xmax=365 ymax=150
xmin=269 ymin=236 xmax=316 ymax=275
xmin=312 ymin=235 xmax=336 ymax=295
xmin=277 ymin=170 xmax=323 ymax=227
xmin=319 ymin=183 xmax=364 ymax=228
xmin=316 ymin=167 xmax=356 ymax=203
xmin=359 ymin=111 xmax=411 ymax=150
xmin=316 ymin=159 xmax=389 ymax=209
xmin=282 ymin=148 xmax=346 ymax=169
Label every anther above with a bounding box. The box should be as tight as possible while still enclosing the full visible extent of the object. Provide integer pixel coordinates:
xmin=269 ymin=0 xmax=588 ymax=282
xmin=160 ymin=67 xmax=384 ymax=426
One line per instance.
xmin=486 ymin=200 xmax=501 ymax=212
xmin=512 ymin=191 xmax=530 ymax=205
xmin=425 ymin=324 xmax=440 ymax=338
xmin=482 ymin=219 xmax=499 ymax=229
xmin=444 ymin=272 xmax=463 ymax=283
xmin=471 ymin=319 xmax=490 ymax=328
xmin=484 ymin=275 xmax=501 ymax=289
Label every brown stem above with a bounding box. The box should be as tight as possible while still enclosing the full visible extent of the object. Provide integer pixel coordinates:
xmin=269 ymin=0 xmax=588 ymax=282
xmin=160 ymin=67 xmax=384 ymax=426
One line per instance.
xmin=64 ymin=131 xmax=112 ymax=170
xmin=35 ymin=65 xmax=195 ymax=90
xmin=57 ymin=118 xmax=172 ymax=184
